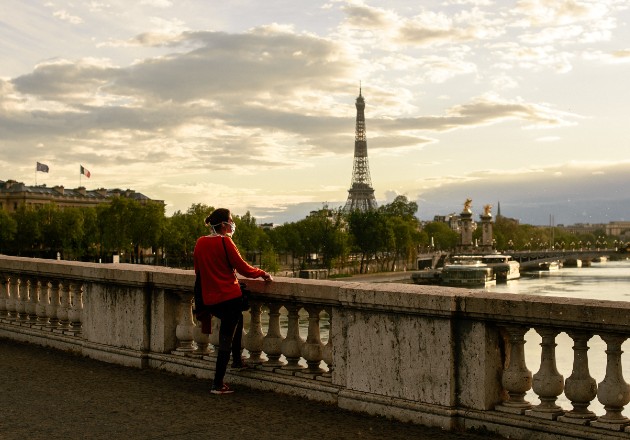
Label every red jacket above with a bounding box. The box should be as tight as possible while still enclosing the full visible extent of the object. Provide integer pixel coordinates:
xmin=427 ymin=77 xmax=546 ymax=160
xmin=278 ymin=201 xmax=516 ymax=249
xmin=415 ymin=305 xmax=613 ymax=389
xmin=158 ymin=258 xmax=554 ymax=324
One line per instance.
xmin=193 ymin=234 xmax=265 ymax=306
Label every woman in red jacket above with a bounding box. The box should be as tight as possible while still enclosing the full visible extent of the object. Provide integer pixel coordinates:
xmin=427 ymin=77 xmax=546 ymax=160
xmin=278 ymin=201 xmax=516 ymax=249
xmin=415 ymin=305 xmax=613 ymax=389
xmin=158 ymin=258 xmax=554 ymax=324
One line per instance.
xmin=193 ymin=208 xmax=272 ymax=394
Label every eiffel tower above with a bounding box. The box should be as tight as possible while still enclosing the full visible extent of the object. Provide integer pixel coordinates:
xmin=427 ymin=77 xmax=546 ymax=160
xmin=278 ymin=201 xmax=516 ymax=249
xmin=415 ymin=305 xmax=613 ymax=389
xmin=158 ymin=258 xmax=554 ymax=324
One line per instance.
xmin=343 ymin=88 xmax=377 ymax=213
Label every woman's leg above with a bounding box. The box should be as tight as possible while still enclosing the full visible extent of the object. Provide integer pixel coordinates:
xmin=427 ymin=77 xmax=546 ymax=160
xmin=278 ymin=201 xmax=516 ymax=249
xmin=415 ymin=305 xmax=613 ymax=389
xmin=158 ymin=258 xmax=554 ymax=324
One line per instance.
xmin=211 ymin=299 xmax=241 ymax=388
xmin=231 ymin=313 xmax=244 ymax=364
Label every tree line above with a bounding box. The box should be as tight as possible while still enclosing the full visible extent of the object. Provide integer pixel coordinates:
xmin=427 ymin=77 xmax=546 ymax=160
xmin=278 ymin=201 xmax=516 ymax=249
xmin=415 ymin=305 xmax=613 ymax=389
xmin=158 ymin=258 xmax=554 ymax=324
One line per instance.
xmin=0 ymin=195 xmax=618 ymax=274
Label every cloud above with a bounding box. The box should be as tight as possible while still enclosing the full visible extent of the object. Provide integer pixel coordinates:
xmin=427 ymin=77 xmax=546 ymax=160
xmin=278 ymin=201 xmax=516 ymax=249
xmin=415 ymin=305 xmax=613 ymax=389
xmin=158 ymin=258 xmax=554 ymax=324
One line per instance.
xmin=413 ymin=161 xmax=630 ymax=224
xmin=52 ymin=10 xmax=84 ymax=25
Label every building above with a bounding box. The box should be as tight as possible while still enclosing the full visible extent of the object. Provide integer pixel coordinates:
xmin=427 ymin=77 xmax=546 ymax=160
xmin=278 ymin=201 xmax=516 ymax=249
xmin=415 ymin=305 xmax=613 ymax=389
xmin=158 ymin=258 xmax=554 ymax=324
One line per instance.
xmin=0 ymin=179 xmax=163 ymax=212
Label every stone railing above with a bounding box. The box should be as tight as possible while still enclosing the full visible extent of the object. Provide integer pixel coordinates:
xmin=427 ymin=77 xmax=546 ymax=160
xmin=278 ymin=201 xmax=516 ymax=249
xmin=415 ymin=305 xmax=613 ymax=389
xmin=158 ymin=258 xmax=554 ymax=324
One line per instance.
xmin=2 ymin=255 xmax=630 ymax=440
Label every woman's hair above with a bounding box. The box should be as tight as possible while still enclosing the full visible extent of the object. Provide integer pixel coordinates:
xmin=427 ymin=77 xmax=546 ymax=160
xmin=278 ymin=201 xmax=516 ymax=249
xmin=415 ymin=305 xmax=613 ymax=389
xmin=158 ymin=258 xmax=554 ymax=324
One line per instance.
xmin=205 ymin=208 xmax=231 ymax=228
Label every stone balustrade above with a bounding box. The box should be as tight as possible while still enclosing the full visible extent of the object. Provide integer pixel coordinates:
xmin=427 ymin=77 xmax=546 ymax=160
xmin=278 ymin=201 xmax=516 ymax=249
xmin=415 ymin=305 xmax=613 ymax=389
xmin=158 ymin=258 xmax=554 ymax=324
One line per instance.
xmin=2 ymin=254 xmax=630 ymax=440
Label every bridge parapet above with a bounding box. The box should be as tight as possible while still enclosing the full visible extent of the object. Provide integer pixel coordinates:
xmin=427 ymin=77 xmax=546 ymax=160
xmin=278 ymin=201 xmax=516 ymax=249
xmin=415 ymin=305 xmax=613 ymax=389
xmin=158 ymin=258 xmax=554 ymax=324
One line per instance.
xmin=2 ymin=254 xmax=630 ymax=439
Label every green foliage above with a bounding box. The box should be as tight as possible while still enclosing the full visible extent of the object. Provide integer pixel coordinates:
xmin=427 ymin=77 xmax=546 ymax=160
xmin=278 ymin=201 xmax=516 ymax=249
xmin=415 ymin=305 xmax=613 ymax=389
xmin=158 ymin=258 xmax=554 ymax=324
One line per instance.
xmin=422 ymin=221 xmax=459 ymax=250
xmin=7 ymin=195 xmax=617 ymax=273
xmin=0 ymin=209 xmax=17 ymax=251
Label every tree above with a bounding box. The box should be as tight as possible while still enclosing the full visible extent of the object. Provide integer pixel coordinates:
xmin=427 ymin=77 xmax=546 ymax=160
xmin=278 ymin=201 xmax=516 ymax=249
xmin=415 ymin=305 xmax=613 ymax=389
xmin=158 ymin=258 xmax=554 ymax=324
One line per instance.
xmin=130 ymin=201 xmax=165 ymax=264
xmin=347 ymin=209 xmax=386 ymax=273
xmin=12 ymin=206 xmax=41 ymax=256
xmin=422 ymin=222 xmax=459 ymax=251
xmin=97 ymin=198 xmax=136 ymax=262
xmin=0 ymin=209 xmax=17 ymax=252
xmin=381 ymin=196 xmax=421 ymax=270
xmin=162 ymin=203 xmax=214 ymax=268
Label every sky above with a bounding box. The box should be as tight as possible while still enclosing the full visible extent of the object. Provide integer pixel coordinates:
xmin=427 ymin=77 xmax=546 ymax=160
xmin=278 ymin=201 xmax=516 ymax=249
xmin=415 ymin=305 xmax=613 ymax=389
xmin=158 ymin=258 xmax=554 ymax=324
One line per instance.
xmin=1 ymin=0 xmax=629 ymax=226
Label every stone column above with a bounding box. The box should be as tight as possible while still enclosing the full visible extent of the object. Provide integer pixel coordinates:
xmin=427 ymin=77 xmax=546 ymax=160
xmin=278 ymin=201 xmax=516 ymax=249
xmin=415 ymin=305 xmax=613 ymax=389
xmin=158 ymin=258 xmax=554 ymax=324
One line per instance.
xmin=592 ymin=334 xmax=630 ymax=430
xmin=25 ymin=278 xmax=38 ymax=322
xmin=35 ymin=280 xmax=50 ymax=327
xmin=321 ymin=306 xmax=333 ymax=379
xmin=55 ymin=281 xmax=71 ymax=332
xmin=262 ymin=302 xmax=285 ymax=368
xmin=15 ymin=277 xmax=27 ymax=322
xmin=299 ymin=305 xmax=325 ymax=377
xmin=496 ymin=325 xmax=532 ymax=414
xmin=46 ymin=280 xmax=61 ymax=329
xmin=193 ymin=321 xmax=212 ymax=357
xmin=0 ymin=273 xmax=8 ymax=318
xmin=526 ymin=327 xmax=564 ymax=419
xmin=459 ymin=209 xmax=474 ymax=253
xmin=208 ymin=318 xmax=221 ymax=352
xmin=5 ymin=276 xmax=18 ymax=320
xmin=245 ymin=301 xmax=265 ymax=365
xmin=558 ymin=331 xmax=598 ymax=424
xmin=172 ymin=292 xmax=196 ymax=355
xmin=67 ymin=281 xmax=83 ymax=335
xmin=281 ymin=304 xmax=305 ymax=371
xmin=479 ymin=209 xmax=493 ymax=253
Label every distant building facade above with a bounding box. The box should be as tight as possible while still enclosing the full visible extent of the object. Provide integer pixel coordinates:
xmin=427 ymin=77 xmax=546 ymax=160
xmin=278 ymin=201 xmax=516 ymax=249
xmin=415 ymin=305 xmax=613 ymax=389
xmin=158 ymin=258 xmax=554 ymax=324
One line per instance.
xmin=0 ymin=179 xmax=163 ymax=212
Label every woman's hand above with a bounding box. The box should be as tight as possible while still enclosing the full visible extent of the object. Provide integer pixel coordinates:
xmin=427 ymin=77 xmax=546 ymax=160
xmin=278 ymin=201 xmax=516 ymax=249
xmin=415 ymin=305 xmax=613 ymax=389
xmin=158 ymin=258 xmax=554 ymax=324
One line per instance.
xmin=262 ymin=272 xmax=273 ymax=282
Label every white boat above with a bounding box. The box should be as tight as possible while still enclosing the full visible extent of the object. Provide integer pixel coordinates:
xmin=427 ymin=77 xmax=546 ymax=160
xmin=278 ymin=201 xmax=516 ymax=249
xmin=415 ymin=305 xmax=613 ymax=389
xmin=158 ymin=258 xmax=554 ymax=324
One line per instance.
xmin=538 ymin=261 xmax=560 ymax=271
xmin=481 ymin=254 xmax=521 ymax=282
xmin=442 ymin=257 xmax=496 ymax=287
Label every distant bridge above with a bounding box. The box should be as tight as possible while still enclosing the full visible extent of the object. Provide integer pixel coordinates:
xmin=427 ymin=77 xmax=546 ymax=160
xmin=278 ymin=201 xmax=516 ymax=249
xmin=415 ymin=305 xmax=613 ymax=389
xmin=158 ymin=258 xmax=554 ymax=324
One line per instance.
xmin=508 ymin=248 xmax=616 ymax=270
xmin=416 ymin=248 xmax=621 ymax=270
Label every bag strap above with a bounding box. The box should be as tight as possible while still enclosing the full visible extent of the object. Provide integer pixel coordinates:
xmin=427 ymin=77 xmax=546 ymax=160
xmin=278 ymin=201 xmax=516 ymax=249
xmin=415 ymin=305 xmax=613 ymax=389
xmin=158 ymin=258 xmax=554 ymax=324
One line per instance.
xmin=221 ymin=237 xmax=238 ymax=281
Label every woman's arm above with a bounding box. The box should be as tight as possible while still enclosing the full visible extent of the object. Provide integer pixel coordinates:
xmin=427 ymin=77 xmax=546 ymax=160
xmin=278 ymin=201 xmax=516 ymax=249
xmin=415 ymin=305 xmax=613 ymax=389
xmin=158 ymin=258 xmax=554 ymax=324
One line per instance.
xmin=224 ymin=237 xmax=272 ymax=281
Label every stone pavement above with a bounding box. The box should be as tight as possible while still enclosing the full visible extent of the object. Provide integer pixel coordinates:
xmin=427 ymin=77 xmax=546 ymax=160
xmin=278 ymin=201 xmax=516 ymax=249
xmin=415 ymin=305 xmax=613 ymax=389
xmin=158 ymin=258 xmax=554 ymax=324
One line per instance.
xmin=0 ymin=338 xmax=503 ymax=440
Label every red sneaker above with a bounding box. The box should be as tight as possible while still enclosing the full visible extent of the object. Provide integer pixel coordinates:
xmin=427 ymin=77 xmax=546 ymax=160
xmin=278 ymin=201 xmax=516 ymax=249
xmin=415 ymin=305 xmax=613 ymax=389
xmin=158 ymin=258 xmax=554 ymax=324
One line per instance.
xmin=210 ymin=383 xmax=234 ymax=395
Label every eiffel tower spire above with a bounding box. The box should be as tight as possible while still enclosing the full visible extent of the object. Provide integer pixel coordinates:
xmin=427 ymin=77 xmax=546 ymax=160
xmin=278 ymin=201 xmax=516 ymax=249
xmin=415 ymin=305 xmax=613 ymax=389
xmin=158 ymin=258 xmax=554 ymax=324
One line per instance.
xmin=343 ymin=87 xmax=377 ymax=213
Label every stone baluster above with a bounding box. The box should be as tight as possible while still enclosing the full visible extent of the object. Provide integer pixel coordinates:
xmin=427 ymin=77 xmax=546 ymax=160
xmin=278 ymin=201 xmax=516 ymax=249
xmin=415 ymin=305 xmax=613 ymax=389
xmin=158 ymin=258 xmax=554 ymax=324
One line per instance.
xmin=262 ymin=302 xmax=285 ymax=369
xmin=526 ymin=327 xmax=564 ymax=419
xmin=193 ymin=321 xmax=212 ymax=357
xmin=321 ymin=306 xmax=333 ymax=378
xmin=24 ymin=278 xmax=38 ymax=322
xmin=172 ymin=292 xmax=196 ymax=355
xmin=281 ymin=304 xmax=305 ymax=371
xmin=209 ymin=317 xmax=221 ymax=351
xmin=55 ymin=281 xmax=71 ymax=332
xmin=299 ymin=305 xmax=325 ymax=376
xmin=0 ymin=273 xmax=8 ymax=318
xmin=496 ymin=325 xmax=532 ymax=414
xmin=46 ymin=281 xmax=61 ymax=329
xmin=35 ymin=280 xmax=50 ymax=327
xmin=591 ymin=334 xmax=630 ymax=430
xmin=67 ymin=281 xmax=83 ymax=334
xmin=6 ymin=276 xmax=19 ymax=320
xmin=15 ymin=277 xmax=27 ymax=322
xmin=558 ymin=331 xmax=598 ymax=424
xmin=245 ymin=301 xmax=265 ymax=365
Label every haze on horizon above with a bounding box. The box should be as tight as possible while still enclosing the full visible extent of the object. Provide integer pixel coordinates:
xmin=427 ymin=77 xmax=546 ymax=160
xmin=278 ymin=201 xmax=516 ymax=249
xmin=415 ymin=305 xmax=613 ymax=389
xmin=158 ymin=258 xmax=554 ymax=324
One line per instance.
xmin=1 ymin=0 xmax=629 ymax=226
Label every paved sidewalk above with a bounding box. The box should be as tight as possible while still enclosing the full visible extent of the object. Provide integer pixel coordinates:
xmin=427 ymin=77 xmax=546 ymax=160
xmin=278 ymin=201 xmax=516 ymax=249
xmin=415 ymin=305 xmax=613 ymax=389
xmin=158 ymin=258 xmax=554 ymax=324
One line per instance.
xmin=0 ymin=338 xmax=502 ymax=440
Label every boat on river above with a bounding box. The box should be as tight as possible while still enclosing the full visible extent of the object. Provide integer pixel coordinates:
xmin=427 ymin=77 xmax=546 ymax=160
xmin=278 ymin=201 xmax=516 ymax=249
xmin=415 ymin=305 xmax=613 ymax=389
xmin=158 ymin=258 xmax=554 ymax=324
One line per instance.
xmin=538 ymin=260 xmax=561 ymax=271
xmin=481 ymin=254 xmax=520 ymax=282
xmin=441 ymin=256 xmax=496 ymax=287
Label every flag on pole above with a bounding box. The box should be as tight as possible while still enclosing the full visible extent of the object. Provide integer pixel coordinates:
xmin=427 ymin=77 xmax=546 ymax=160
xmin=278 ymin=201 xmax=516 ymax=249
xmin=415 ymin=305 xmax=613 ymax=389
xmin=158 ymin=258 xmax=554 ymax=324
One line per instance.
xmin=36 ymin=162 xmax=49 ymax=173
xmin=80 ymin=165 xmax=91 ymax=178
